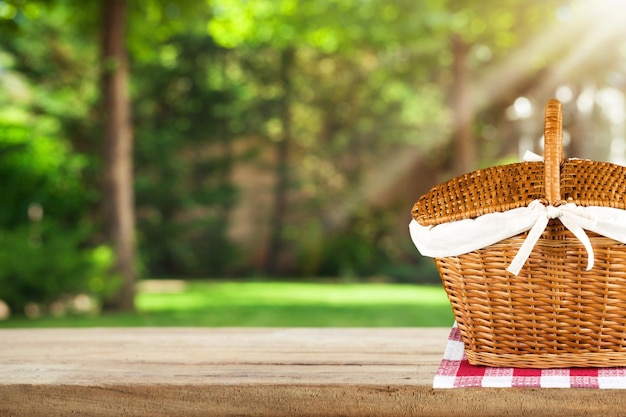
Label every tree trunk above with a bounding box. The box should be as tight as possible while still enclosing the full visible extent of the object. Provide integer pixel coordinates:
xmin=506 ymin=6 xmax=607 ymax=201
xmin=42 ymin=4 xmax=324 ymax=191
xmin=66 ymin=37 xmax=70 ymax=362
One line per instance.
xmin=101 ymin=0 xmax=135 ymax=311
xmin=451 ymin=34 xmax=475 ymax=175
xmin=266 ymin=47 xmax=295 ymax=275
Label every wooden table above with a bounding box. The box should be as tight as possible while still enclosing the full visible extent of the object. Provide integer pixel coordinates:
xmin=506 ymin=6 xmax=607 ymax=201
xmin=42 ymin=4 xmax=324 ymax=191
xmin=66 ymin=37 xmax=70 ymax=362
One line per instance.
xmin=1 ymin=327 xmax=625 ymax=416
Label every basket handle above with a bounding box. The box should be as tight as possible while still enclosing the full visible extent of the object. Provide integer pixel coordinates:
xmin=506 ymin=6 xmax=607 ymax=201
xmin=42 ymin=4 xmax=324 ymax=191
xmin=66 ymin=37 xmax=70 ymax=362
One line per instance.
xmin=543 ymin=99 xmax=563 ymax=205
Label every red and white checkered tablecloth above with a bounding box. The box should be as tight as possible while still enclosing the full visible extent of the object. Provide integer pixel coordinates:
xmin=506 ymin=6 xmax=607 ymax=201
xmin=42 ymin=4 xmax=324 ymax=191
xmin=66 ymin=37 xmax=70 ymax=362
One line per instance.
xmin=434 ymin=324 xmax=626 ymax=389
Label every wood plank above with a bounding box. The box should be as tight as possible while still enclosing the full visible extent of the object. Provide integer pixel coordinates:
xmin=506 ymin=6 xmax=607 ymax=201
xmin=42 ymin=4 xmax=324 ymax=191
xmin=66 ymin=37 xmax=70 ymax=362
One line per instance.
xmin=1 ymin=327 xmax=625 ymax=416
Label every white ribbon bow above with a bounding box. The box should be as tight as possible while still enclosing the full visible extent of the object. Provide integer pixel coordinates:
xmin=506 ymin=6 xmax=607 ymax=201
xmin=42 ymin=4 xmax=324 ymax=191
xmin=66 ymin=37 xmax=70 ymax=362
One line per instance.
xmin=506 ymin=151 xmax=596 ymax=274
xmin=410 ymin=150 xmax=626 ymax=275
xmin=409 ymin=201 xmax=626 ymax=276
xmin=506 ymin=200 xmax=597 ymax=275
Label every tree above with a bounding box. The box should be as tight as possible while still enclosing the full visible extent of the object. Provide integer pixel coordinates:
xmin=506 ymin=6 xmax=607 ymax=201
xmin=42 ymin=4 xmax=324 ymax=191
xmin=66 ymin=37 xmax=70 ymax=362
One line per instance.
xmin=6 ymin=0 xmax=621 ymax=288
xmin=0 ymin=1 xmax=118 ymax=313
xmin=207 ymin=0 xmax=453 ymax=274
xmin=266 ymin=46 xmax=295 ymax=275
xmin=117 ymin=0 xmax=249 ymax=278
xmin=101 ymin=0 xmax=135 ymax=311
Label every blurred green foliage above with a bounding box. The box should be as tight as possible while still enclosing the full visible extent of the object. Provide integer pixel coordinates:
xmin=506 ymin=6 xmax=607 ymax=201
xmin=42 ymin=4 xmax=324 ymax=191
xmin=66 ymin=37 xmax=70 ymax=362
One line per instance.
xmin=0 ymin=4 xmax=114 ymax=313
xmin=133 ymin=32 xmax=244 ymax=276
xmin=0 ymin=119 xmax=115 ymax=312
xmin=0 ymin=0 xmax=576 ymax=315
xmin=0 ymin=223 xmax=117 ymax=313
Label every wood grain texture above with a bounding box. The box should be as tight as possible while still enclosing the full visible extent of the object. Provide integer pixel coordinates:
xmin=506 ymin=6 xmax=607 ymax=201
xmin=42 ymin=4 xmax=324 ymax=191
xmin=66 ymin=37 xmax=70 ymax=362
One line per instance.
xmin=1 ymin=327 xmax=626 ymax=416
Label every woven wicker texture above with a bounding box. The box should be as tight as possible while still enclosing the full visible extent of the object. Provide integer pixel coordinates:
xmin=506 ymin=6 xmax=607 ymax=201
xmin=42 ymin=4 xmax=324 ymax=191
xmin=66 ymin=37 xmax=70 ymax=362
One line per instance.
xmin=413 ymin=99 xmax=626 ymax=368
xmin=412 ymin=100 xmax=626 ymax=226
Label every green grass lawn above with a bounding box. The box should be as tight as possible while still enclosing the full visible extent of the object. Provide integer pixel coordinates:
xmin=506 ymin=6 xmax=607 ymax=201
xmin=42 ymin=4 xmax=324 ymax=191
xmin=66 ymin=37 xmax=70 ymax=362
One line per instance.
xmin=0 ymin=281 xmax=454 ymax=328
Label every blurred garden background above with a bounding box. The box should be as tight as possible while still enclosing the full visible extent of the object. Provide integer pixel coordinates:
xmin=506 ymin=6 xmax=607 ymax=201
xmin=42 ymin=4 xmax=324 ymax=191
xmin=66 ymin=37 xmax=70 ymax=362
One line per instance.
xmin=1 ymin=0 xmax=626 ymax=326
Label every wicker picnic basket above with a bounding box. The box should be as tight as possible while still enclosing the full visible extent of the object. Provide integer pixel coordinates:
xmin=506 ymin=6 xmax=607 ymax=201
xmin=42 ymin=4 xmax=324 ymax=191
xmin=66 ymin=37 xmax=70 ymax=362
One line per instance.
xmin=411 ymin=99 xmax=626 ymax=368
